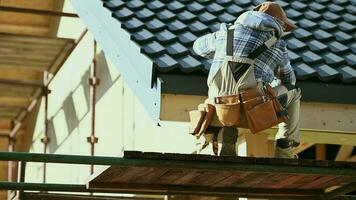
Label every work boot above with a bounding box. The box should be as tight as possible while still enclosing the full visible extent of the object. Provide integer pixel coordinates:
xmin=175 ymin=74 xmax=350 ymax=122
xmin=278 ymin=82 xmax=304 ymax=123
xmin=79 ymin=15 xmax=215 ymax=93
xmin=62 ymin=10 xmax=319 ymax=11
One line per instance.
xmin=274 ymin=139 xmax=298 ymax=159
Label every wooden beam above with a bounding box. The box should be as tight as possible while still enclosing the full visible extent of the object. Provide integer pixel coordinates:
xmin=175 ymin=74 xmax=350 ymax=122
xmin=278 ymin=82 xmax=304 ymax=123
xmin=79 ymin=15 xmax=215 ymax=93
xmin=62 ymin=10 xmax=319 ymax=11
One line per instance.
xmin=161 ymin=94 xmax=356 ymax=132
xmin=335 ymin=145 xmax=354 ymax=161
xmin=347 ymin=155 xmax=356 ymax=162
xmin=293 ymin=143 xmax=314 ymax=154
xmin=0 ymin=24 xmax=49 ymax=36
xmin=0 ymin=6 xmax=79 ymax=18
xmin=315 ymin=144 xmax=326 ymax=160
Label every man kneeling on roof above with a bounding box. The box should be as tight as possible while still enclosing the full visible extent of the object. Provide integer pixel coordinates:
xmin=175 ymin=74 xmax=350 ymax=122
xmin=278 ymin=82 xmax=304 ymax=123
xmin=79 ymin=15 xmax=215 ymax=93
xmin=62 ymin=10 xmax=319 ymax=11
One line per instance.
xmin=192 ymin=2 xmax=301 ymax=158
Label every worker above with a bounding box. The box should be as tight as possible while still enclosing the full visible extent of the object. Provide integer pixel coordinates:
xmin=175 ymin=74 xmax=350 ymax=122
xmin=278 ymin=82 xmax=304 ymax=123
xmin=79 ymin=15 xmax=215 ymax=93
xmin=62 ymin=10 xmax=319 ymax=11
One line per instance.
xmin=193 ymin=2 xmax=301 ymax=158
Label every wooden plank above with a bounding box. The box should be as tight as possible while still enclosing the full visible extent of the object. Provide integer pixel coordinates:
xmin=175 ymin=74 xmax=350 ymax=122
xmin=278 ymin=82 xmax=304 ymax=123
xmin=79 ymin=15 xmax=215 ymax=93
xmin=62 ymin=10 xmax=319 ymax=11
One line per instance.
xmin=213 ymin=172 xmax=251 ymax=187
xmin=0 ymin=68 xmax=42 ymax=81
xmin=48 ymin=41 xmax=75 ymax=74
xmin=0 ymin=96 xmax=29 ymax=108
xmin=161 ymin=94 xmax=356 ymax=133
xmin=299 ymin=176 xmax=337 ymax=189
xmin=316 ymin=144 xmax=326 ymax=160
xmin=0 ymin=107 xmax=21 ymax=118
xmin=0 ymin=33 xmax=71 ymax=46
xmin=0 ymin=44 xmax=62 ymax=56
xmin=0 ymin=58 xmax=51 ymax=69
xmin=335 ymin=146 xmax=354 ymax=161
xmin=0 ymin=24 xmax=49 ymax=36
xmin=293 ymin=143 xmax=314 ymax=154
xmin=0 ymin=84 xmax=35 ymax=97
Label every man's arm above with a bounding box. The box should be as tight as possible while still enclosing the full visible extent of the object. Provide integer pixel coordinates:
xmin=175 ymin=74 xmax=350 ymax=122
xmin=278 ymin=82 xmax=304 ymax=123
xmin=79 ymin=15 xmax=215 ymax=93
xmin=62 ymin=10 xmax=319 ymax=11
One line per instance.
xmin=193 ymin=32 xmax=216 ymax=59
xmin=277 ymin=47 xmax=296 ymax=86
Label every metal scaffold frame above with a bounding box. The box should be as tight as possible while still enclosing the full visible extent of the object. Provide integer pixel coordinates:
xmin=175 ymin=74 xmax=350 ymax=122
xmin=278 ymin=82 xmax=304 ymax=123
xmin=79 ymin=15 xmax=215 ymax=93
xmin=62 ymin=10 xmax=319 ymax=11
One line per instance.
xmin=0 ymin=151 xmax=356 ymax=200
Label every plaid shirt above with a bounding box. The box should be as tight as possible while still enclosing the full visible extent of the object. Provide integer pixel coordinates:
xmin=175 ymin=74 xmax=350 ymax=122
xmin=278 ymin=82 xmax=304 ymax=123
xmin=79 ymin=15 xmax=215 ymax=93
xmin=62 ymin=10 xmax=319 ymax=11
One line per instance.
xmin=193 ymin=11 xmax=296 ymax=86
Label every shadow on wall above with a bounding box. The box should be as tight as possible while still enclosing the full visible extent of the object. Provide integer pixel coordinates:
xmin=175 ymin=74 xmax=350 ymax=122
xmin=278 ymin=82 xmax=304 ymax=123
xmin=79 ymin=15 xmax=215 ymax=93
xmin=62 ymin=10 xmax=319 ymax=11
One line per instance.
xmin=45 ymin=50 xmax=121 ymax=153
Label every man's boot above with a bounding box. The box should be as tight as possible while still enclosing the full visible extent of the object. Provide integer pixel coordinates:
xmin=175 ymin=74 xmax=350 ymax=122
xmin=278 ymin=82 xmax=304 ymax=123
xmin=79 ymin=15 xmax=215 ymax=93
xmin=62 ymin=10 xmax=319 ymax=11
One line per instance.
xmin=274 ymin=139 xmax=298 ymax=159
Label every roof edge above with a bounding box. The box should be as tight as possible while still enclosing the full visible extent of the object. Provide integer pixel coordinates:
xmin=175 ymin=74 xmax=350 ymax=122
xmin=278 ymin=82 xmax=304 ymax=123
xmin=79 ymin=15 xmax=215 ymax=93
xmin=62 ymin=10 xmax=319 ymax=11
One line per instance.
xmin=159 ymin=74 xmax=356 ymax=104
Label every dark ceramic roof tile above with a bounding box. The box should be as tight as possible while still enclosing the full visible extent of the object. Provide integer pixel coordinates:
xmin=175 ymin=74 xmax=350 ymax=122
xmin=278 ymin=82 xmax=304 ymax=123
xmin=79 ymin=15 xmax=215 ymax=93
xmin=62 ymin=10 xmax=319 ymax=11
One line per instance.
xmin=287 ymin=38 xmax=307 ymax=52
xmin=177 ymin=10 xmax=197 ymax=22
xmin=294 ymin=63 xmax=317 ymax=80
xmin=342 ymin=13 xmax=356 ymax=23
xmin=252 ymin=0 xmax=265 ymax=6
xmin=217 ymin=0 xmax=233 ymax=6
xmin=141 ymin=41 xmax=165 ymax=56
xmin=338 ymin=22 xmax=356 ymax=33
xmin=167 ymin=1 xmax=185 ymax=12
xmin=154 ymin=54 xmax=179 ymax=71
xmin=178 ymin=55 xmax=203 ymax=72
xmin=233 ymin=0 xmax=251 ymax=7
xmin=209 ymin=22 xmax=221 ymax=32
xmin=346 ymin=5 xmax=356 ymax=14
xmin=319 ymin=20 xmax=338 ymax=31
xmin=179 ymin=32 xmax=198 ymax=45
xmin=302 ymin=51 xmax=323 ymax=65
xmin=313 ymin=29 xmax=333 ymax=41
xmin=157 ymin=10 xmax=176 ymax=22
xmin=201 ymin=59 xmax=212 ymax=72
xmin=298 ymin=19 xmax=318 ymax=30
xmin=135 ymin=8 xmax=155 ymax=21
xmin=187 ymin=2 xmax=205 ymax=14
xmin=206 ymin=2 xmax=225 ymax=14
xmin=113 ymin=7 xmax=133 ymax=20
xmin=227 ymin=4 xmax=244 ymax=15
xmin=274 ymin=0 xmax=289 ymax=8
xmin=188 ymin=21 xmax=209 ymax=34
xmin=131 ymin=29 xmax=154 ymax=44
xmin=127 ymin=0 xmax=145 ymax=11
xmin=218 ymin=12 xmax=236 ymax=23
xmin=315 ymin=64 xmax=340 ymax=81
xmin=309 ymin=2 xmax=327 ymax=12
xmin=147 ymin=0 xmax=165 ymax=11
xmin=122 ymin=17 xmax=144 ymax=31
xmin=103 ymin=0 xmax=356 ymax=84
xmin=285 ymin=8 xmax=303 ymax=19
xmin=345 ymin=54 xmax=356 ymax=67
xmin=199 ymin=11 xmax=218 ymax=24
xmin=323 ymin=11 xmax=341 ymax=22
xmin=293 ymin=28 xmax=313 ymax=40
xmin=328 ymin=4 xmax=345 ymax=13
xmin=307 ymin=40 xmax=328 ymax=53
xmin=197 ymin=0 xmax=213 ymax=5
xmin=167 ymin=20 xmax=188 ymax=33
xmin=145 ymin=18 xmax=165 ymax=32
xmin=334 ymin=31 xmax=353 ymax=44
xmin=155 ymin=30 xmax=177 ymax=44
xmin=103 ymin=0 xmax=124 ymax=11
xmin=339 ymin=66 xmax=356 ymax=83
xmin=291 ymin=1 xmax=307 ymax=10
xmin=351 ymin=43 xmax=356 ymax=54
xmin=315 ymin=0 xmax=330 ymax=3
xmin=328 ymin=41 xmax=349 ymax=54
xmin=323 ymin=53 xmax=345 ymax=66
xmin=288 ymin=50 xmax=302 ymax=63
xmin=166 ymin=42 xmax=189 ymax=58
xmin=304 ymin=10 xmax=322 ymax=21
xmin=332 ymin=0 xmax=349 ymax=6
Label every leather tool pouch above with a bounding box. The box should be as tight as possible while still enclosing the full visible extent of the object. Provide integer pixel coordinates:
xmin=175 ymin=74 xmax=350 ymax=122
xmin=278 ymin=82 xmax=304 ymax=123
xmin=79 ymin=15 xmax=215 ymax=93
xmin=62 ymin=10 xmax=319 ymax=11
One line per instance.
xmin=214 ymin=95 xmax=240 ymax=127
xmin=189 ymin=103 xmax=215 ymax=137
xmin=243 ymin=85 xmax=288 ymax=133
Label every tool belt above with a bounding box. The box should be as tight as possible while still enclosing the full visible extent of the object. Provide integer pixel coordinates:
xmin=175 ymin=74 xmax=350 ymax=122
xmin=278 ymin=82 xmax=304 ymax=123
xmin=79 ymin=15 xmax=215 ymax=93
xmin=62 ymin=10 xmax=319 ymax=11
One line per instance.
xmin=189 ymin=27 xmax=288 ymax=136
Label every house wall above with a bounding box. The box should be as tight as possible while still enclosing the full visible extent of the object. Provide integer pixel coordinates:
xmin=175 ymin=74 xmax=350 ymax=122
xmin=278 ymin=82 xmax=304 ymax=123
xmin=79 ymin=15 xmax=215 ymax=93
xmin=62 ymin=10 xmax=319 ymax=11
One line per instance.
xmin=25 ymin=1 xmax=196 ymax=186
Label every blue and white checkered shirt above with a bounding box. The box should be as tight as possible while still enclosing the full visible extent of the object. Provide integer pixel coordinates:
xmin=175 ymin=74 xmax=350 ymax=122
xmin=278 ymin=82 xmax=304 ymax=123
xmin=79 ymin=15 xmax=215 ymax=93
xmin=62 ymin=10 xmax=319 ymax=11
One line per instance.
xmin=193 ymin=11 xmax=296 ymax=87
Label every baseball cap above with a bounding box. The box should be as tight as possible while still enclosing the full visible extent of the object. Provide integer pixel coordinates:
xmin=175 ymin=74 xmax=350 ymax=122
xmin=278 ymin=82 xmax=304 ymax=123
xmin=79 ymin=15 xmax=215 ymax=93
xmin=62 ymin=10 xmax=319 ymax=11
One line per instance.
xmin=254 ymin=1 xmax=297 ymax=32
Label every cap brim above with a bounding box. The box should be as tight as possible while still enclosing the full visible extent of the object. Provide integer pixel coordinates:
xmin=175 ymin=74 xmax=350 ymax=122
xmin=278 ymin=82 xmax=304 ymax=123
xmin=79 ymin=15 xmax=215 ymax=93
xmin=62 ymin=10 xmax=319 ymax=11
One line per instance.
xmin=284 ymin=21 xmax=297 ymax=32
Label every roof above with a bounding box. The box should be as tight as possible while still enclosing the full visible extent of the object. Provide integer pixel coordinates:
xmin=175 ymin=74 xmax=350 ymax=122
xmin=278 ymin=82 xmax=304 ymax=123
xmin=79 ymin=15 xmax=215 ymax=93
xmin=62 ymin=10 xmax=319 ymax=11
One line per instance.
xmin=101 ymin=0 xmax=356 ymax=86
xmin=87 ymin=151 xmax=356 ymax=198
